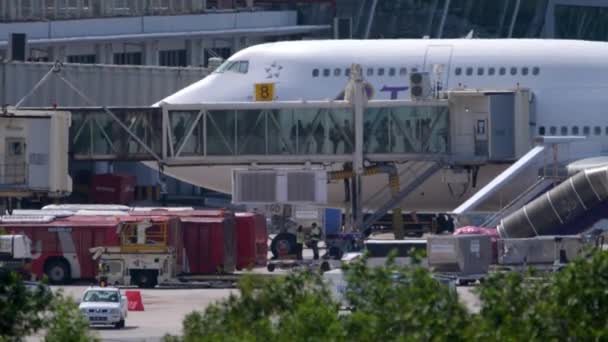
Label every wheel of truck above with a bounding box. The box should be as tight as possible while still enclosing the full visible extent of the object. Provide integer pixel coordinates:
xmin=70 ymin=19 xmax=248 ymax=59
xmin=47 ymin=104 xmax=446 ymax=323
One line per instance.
xmin=270 ymin=233 xmax=297 ymax=259
xmin=132 ymin=270 xmax=158 ymax=288
xmin=115 ymin=319 xmax=125 ymax=329
xmin=267 ymin=263 xmax=276 ymax=272
xmin=45 ymin=259 xmax=71 ymax=284
xmin=320 ymin=261 xmax=330 ymax=273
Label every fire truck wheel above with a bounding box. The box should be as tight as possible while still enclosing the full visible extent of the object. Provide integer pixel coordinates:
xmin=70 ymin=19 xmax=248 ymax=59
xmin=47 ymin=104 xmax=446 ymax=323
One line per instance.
xmin=132 ymin=270 xmax=158 ymax=288
xmin=45 ymin=259 xmax=71 ymax=284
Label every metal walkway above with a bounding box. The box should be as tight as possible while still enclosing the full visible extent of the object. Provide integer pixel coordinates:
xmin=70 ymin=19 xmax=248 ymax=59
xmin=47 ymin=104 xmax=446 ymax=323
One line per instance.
xmin=51 ymin=101 xmax=450 ymax=166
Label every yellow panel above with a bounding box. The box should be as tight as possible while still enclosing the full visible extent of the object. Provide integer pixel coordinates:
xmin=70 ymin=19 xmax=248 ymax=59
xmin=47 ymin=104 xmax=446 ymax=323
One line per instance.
xmin=255 ymin=83 xmax=275 ymax=101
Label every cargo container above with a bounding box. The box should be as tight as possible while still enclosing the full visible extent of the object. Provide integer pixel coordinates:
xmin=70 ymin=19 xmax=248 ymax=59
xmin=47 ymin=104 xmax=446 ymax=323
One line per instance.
xmin=0 ymin=214 xmax=181 ymax=283
xmin=90 ymin=174 xmax=136 ymax=205
xmin=235 ymin=212 xmax=268 ymax=270
xmin=181 ymin=216 xmax=236 ymax=274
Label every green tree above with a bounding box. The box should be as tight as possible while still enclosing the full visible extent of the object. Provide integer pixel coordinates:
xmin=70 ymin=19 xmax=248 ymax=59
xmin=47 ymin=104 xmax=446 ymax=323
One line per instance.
xmin=45 ymin=292 xmax=99 ymax=342
xmin=0 ymin=271 xmax=96 ymax=341
xmin=0 ymin=271 xmax=53 ymax=340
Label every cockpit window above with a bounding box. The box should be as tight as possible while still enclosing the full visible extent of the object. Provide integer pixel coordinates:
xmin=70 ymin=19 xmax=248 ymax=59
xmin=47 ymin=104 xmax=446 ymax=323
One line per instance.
xmin=214 ymin=60 xmax=249 ymax=74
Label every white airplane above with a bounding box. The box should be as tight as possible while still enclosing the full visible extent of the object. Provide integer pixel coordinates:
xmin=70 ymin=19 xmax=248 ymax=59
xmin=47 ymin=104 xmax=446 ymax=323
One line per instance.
xmin=152 ymin=39 xmax=608 ymax=213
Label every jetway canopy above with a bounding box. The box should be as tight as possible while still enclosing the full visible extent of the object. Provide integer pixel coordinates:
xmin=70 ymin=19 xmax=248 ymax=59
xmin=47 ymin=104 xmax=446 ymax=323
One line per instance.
xmin=17 ymin=87 xmax=533 ymax=166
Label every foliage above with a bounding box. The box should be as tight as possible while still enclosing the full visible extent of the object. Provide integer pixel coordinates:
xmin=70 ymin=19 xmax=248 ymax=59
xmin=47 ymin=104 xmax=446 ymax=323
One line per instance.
xmin=0 ymin=271 xmax=96 ymax=342
xmin=167 ymin=250 xmax=608 ymax=342
xmin=0 ymin=271 xmax=53 ymax=340
xmin=44 ymin=293 xmax=99 ymax=342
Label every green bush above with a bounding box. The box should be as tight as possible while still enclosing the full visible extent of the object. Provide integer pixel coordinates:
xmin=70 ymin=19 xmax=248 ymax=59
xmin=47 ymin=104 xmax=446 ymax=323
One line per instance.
xmin=0 ymin=272 xmax=97 ymax=342
xmin=167 ymin=249 xmax=608 ymax=341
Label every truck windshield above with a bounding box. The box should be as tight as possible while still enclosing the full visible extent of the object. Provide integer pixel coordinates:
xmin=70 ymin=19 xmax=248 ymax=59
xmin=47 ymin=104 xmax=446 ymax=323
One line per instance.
xmin=83 ymin=290 xmax=119 ymax=303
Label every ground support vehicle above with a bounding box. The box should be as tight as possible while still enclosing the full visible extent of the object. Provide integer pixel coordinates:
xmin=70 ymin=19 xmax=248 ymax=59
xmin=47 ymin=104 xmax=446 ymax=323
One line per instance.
xmin=78 ymin=287 xmax=128 ymax=329
xmin=0 ymin=234 xmax=32 ymax=277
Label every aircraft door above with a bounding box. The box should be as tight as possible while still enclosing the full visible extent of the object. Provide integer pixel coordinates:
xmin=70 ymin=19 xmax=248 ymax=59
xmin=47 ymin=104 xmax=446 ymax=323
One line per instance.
xmin=424 ymin=45 xmax=453 ymax=93
xmin=4 ymin=138 xmax=26 ymax=185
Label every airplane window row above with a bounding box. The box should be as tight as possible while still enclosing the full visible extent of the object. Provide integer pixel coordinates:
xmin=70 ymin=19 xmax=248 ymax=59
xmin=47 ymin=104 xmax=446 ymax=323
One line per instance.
xmin=312 ymin=67 xmax=417 ymax=78
xmin=455 ymin=66 xmax=540 ymax=77
xmin=538 ymin=125 xmax=607 ymax=136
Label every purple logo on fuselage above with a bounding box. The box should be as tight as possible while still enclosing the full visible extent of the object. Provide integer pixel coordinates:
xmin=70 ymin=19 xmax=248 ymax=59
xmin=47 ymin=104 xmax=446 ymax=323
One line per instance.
xmin=380 ymin=86 xmax=409 ymax=99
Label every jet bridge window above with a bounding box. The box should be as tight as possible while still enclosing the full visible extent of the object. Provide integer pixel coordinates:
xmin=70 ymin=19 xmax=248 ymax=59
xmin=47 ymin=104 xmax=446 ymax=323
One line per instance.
xmin=583 ymin=126 xmax=590 ymax=136
xmin=499 ymin=67 xmax=506 ymax=75
xmin=466 ymin=67 xmax=473 ymax=76
xmin=312 ymin=69 xmax=319 ymax=77
xmin=595 ymin=126 xmax=602 ymax=135
xmin=455 ymin=67 xmax=462 ymax=76
xmin=389 ymin=68 xmax=396 ymax=76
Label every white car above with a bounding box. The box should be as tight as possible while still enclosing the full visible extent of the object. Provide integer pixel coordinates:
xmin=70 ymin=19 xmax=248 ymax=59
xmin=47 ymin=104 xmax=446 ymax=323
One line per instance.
xmin=78 ymin=287 xmax=128 ymax=328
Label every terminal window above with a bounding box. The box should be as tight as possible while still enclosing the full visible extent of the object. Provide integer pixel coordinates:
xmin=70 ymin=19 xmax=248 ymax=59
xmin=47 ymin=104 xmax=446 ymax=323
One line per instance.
xmin=159 ymin=49 xmax=187 ymax=67
xmin=114 ymin=52 xmax=142 ymax=65
xmin=67 ymin=54 xmax=96 ymax=64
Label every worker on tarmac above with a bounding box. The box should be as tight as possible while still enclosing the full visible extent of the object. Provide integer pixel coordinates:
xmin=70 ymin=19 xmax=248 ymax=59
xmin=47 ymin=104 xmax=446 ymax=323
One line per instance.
xmin=98 ymin=262 xmax=110 ymax=287
xmin=309 ymin=222 xmax=321 ymax=260
xmin=296 ymin=225 xmax=305 ymax=260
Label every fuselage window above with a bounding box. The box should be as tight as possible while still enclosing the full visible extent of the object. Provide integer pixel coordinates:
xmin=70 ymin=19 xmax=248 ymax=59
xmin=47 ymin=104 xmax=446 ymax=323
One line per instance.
xmin=510 ymin=67 xmax=517 ymax=75
xmin=572 ymin=126 xmax=579 ymax=135
xmin=605 ymin=127 xmax=608 ymax=135
xmin=583 ymin=126 xmax=590 ymax=136
xmin=323 ymin=68 xmax=330 ymax=77
xmin=560 ymin=126 xmax=568 ymax=135
xmin=539 ymin=126 xmax=546 ymax=135
xmin=312 ymin=69 xmax=319 ymax=77
xmin=378 ymin=68 xmax=385 ymax=76
xmin=345 ymin=68 xmax=351 ymax=77
xmin=522 ymin=67 xmax=529 ymax=76
xmin=455 ymin=67 xmax=462 ymax=76
xmin=499 ymin=67 xmax=506 ymax=75
xmin=549 ymin=126 xmax=557 ymax=135
xmin=367 ymin=68 xmax=374 ymax=76
xmin=411 ymin=67 xmax=418 ymax=72
xmin=477 ymin=67 xmax=484 ymax=76
xmin=594 ymin=126 xmax=602 ymax=135
xmin=532 ymin=66 xmax=540 ymax=75
xmin=466 ymin=67 xmax=473 ymax=76
xmin=389 ymin=68 xmax=396 ymax=76
xmin=488 ymin=67 xmax=495 ymax=76
xmin=399 ymin=67 xmax=407 ymax=76
xmin=334 ymin=68 xmax=341 ymax=77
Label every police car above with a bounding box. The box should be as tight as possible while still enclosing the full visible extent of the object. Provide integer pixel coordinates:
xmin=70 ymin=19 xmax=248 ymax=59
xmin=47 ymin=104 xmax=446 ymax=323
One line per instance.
xmin=78 ymin=287 xmax=128 ymax=328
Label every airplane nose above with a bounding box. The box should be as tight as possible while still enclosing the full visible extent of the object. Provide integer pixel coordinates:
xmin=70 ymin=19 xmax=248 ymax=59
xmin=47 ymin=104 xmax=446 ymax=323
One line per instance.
xmin=158 ymin=73 xmax=220 ymax=105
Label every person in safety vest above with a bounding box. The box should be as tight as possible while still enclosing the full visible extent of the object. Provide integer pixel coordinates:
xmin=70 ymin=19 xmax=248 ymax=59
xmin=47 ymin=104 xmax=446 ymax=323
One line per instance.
xmin=98 ymin=262 xmax=110 ymax=287
xmin=308 ymin=222 xmax=321 ymax=260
